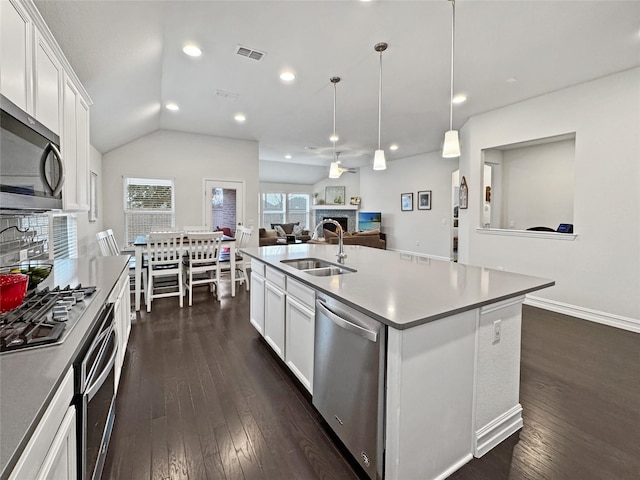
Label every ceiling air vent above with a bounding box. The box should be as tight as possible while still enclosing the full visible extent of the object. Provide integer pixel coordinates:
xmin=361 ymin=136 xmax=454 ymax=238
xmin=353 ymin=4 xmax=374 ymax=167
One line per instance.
xmin=235 ymin=45 xmax=266 ymax=61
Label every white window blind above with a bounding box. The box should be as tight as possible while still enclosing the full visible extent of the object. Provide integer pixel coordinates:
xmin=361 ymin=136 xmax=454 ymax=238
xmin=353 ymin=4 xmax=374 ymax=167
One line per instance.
xmin=124 ymin=177 xmax=174 ymax=244
xmin=50 ymin=214 xmax=78 ymax=259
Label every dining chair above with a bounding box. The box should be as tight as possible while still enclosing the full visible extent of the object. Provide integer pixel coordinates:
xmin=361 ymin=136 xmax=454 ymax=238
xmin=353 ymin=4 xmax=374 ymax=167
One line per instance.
xmin=182 ymin=231 xmax=224 ymax=305
xmin=145 ymin=231 xmax=184 ymax=312
xmin=219 ymin=226 xmax=252 ymax=292
xmin=96 ymin=229 xmax=147 ymax=299
xmin=183 ymin=225 xmax=209 ymax=233
xmin=235 ymin=226 xmax=253 ymax=291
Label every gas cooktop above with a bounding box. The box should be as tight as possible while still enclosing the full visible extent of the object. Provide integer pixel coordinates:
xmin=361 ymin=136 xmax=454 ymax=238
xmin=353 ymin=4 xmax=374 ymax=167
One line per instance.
xmin=0 ymin=285 xmax=97 ymax=353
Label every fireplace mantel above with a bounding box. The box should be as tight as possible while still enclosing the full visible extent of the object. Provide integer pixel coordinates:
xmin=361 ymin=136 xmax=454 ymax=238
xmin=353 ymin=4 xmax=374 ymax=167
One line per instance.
xmin=311 ymin=205 xmax=358 ymax=211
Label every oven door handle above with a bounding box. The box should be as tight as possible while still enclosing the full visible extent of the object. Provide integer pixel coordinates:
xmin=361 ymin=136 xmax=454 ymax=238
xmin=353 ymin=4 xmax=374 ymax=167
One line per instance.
xmin=86 ymin=329 xmax=118 ymax=402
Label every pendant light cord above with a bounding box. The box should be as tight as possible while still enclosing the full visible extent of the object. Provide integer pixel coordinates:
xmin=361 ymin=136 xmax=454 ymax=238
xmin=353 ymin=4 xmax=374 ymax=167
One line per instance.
xmin=333 ymin=81 xmax=337 ymax=160
xmin=449 ymin=0 xmax=456 ymax=131
xmin=378 ymin=49 xmax=383 ymax=150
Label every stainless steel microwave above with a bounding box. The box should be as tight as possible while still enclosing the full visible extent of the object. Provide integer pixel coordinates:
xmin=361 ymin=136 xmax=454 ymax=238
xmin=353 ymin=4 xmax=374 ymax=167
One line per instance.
xmin=1 ymin=95 xmax=64 ymax=212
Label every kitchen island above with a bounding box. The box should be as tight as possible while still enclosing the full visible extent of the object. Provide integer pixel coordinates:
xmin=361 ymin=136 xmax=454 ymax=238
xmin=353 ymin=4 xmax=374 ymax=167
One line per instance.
xmin=241 ymin=244 xmax=554 ymax=480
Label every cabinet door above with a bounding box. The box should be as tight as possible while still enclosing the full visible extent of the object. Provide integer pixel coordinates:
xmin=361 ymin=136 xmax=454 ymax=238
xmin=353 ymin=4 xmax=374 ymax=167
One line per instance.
xmin=0 ymin=0 xmax=31 ymax=111
xmin=75 ymin=96 xmax=90 ymax=210
xmin=285 ymin=296 xmax=315 ymax=393
xmin=264 ymin=282 xmax=285 ymax=359
xmin=34 ymin=29 xmax=62 ymax=134
xmin=250 ymin=272 xmax=265 ymax=336
xmin=35 ymin=406 xmax=77 ymax=480
xmin=62 ymin=77 xmax=79 ymax=210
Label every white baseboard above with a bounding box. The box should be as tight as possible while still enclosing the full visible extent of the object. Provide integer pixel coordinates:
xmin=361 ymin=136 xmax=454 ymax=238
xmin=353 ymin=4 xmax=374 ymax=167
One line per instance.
xmin=434 ymin=454 xmax=474 ymax=480
xmin=474 ymin=404 xmax=523 ymax=457
xmin=525 ymin=295 xmax=640 ymax=333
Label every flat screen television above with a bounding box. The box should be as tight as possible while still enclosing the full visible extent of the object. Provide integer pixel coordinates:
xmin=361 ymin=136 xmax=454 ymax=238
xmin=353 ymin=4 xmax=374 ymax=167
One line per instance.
xmin=358 ymin=212 xmax=381 ymax=232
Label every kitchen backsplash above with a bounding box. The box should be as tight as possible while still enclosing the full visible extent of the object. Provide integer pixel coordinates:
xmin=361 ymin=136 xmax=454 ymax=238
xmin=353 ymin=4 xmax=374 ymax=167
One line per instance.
xmin=0 ymin=214 xmax=49 ymax=267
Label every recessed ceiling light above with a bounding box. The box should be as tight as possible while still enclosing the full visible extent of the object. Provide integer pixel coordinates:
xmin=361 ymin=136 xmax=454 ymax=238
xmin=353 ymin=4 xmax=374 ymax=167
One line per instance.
xmin=182 ymin=44 xmax=202 ymax=57
xmin=284 ymin=154 xmax=292 ymax=159
xmin=452 ymin=94 xmax=467 ymax=104
xmin=506 ymin=77 xmax=518 ymax=83
xmin=390 ymin=144 xmax=399 ymax=151
xmin=280 ymin=71 xmax=296 ymax=82
xmin=329 ymin=134 xmax=339 ymax=143
xmin=165 ymin=102 xmax=179 ymax=111
xmin=234 ymin=113 xmax=246 ymax=123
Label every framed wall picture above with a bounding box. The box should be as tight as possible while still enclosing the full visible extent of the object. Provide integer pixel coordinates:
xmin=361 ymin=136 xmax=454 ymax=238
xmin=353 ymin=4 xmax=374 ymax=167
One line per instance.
xmin=401 ymin=192 xmax=413 ymax=211
xmin=417 ymin=190 xmax=432 ymax=210
xmin=350 ymin=196 xmax=361 ymax=205
xmin=459 ymin=176 xmax=468 ymax=209
xmin=325 ymin=186 xmax=345 ymax=205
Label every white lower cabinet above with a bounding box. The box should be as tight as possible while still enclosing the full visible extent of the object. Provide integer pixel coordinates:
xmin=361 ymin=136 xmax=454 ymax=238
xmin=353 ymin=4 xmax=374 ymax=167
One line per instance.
xmin=249 ymin=263 xmax=316 ymax=393
xmin=9 ymin=368 xmax=75 ymax=480
xmin=250 ymin=271 xmax=265 ymax=335
xmin=285 ymin=293 xmax=315 ymax=393
xmin=35 ymin=406 xmax=76 ymax=480
xmin=111 ymin=267 xmax=131 ymax=391
xmin=264 ymin=279 xmax=286 ymax=359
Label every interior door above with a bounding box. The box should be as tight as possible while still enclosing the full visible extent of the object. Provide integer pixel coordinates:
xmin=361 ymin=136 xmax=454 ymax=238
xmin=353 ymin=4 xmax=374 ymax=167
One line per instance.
xmin=203 ymin=179 xmax=245 ymax=233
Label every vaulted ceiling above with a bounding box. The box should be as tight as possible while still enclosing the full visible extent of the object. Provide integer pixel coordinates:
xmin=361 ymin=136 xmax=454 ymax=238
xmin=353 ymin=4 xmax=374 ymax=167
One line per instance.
xmin=35 ymin=1 xmax=640 ymax=184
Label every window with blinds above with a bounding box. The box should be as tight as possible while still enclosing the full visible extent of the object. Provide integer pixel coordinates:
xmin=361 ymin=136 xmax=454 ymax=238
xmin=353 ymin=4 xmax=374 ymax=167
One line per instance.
xmin=124 ymin=177 xmax=175 ymax=244
xmin=50 ymin=214 xmax=78 ymax=259
xmin=261 ymin=193 xmax=310 ymax=228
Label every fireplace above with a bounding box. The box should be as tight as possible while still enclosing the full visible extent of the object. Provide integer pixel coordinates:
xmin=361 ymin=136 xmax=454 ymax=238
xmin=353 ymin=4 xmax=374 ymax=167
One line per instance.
xmin=322 ymin=216 xmax=348 ymax=232
xmin=313 ymin=208 xmax=357 ymax=233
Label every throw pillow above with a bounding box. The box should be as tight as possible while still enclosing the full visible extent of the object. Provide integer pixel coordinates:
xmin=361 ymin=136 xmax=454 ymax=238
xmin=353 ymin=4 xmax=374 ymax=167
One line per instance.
xmin=274 ymin=225 xmax=286 ymax=237
xmin=292 ymin=224 xmax=303 ymax=236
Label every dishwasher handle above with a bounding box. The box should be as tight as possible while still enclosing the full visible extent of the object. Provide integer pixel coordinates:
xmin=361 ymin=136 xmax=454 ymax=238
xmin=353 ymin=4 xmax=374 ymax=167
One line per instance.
xmin=316 ymin=299 xmax=378 ymax=342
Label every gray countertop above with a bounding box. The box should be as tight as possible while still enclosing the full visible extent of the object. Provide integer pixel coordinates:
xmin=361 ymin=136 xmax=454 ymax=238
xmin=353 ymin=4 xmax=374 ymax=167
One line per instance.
xmin=242 ymin=244 xmax=554 ymax=329
xmin=0 ymin=255 xmax=128 ymax=480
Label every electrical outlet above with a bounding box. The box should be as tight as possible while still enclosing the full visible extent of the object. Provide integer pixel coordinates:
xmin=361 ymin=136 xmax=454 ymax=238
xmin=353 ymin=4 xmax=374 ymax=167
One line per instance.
xmin=19 ymin=249 xmax=28 ymax=261
xmin=493 ymin=319 xmax=502 ymax=344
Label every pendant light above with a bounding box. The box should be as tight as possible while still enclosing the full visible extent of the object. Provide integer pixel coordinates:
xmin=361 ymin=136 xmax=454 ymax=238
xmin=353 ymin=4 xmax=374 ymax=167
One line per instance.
xmin=373 ymin=42 xmax=388 ymax=170
xmin=328 ymin=77 xmax=342 ymax=179
xmin=443 ymin=0 xmax=461 ymax=158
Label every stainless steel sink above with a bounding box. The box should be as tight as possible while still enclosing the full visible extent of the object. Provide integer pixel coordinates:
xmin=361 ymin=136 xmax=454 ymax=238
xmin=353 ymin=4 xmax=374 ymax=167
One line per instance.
xmin=281 ymin=257 xmax=356 ymax=276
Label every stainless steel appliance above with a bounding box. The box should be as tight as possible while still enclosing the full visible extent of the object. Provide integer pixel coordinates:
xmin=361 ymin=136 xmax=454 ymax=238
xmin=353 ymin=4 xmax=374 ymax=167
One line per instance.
xmin=0 ymin=94 xmax=64 ymax=212
xmin=0 ymin=284 xmax=97 ymax=353
xmin=74 ymin=302 xmax=117 ymax=480
xmin=313 ymin=294 xmax=386 ymax=480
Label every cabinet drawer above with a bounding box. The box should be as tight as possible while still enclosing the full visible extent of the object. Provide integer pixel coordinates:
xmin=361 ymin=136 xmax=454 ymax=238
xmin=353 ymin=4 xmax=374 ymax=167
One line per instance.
xmin=251 ymin=259 xmax=265 ymax=277
xmin=287 ymin=277 xmax=315 ymax=309
xmin=265 ymin=267 xmax=286 ymax=289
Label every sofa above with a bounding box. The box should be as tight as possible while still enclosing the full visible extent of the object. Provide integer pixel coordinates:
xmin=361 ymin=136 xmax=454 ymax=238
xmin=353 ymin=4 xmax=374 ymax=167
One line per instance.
xmin=323 ymin=229 xmax=386 ymax=249
xmin=259 ymin=222 xmax=311 ymax=246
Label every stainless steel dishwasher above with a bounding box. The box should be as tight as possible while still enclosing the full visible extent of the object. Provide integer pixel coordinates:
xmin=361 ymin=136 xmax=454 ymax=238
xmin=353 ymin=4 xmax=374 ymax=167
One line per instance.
xmin=313 ymin=293 xmax=386 ymax=480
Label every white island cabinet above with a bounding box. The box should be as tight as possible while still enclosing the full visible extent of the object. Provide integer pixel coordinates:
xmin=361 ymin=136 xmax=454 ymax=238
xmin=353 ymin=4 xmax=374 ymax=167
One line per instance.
xmin=250 ymin=259 xmax=316 ymax=393
xmin=241 ymin=244 xmax=554 ymax=480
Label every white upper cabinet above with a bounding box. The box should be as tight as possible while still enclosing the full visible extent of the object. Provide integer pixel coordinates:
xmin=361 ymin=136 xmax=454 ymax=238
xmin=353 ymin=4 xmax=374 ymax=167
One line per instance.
xmin=1 ymin=0 xmax=32 ymax=111
xmin=0 ymin=0 xmax=92 ymax=211
xmin=34 ymin=28 xmax=62 ymax=133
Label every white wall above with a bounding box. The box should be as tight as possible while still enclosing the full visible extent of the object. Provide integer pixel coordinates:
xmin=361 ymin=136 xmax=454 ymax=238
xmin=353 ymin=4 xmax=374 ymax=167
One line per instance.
xmin=501 ymin=139 xmax=574 ymax=230
xmin=458 ymin=68 xmax=640 ymax=326
xmin=313 ymin=171 xmax=360 ymax=206
xmin=360 ymin=151 xmax=457 ymax=259
xmin=101 ymin=129 xmax=259 ymax=247
xmin=76 ymin=145 xmax=104 ymax=257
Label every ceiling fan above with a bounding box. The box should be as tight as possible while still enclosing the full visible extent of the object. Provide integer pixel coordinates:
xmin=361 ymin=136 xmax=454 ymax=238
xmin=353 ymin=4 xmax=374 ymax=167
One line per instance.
xmin=329 ymin=152 xmax=358 ymax=178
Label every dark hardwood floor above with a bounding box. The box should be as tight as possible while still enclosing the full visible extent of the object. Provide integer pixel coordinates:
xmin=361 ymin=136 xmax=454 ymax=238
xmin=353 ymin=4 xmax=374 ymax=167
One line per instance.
xmin=102 ymin=285 xmax=640 ymax=480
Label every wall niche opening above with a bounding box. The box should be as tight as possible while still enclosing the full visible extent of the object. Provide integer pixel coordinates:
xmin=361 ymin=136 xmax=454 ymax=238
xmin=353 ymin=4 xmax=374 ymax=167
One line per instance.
xmin=481 ymin=133 xmax=576 ymax=233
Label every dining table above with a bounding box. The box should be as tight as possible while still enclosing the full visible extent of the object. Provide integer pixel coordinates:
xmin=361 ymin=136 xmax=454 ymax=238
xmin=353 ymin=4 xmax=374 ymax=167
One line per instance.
xmin=132 ymin=234 xmax=237 ymax=311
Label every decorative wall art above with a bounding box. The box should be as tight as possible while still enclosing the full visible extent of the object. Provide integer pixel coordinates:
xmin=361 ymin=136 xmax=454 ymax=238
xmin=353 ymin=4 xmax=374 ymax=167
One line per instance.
xmin=417 ymin=190 xmax=432 ymax=210
xmin=325 ymin=186 xmax=345 ymax=205
xmin=401 ymin=192 xmax=413 ymax=211
xmin=350 ymin=196 xmax=361 ymax=205
xmin=459 ymin=176 xmax=468 ymax=209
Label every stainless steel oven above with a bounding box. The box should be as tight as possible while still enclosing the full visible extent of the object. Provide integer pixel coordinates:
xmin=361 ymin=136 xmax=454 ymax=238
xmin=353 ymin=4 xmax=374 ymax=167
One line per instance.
xmin=0 ymin=94 xmax=64 ymax=212
xmin=74 ymin=302 xmax=117 ymax=480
